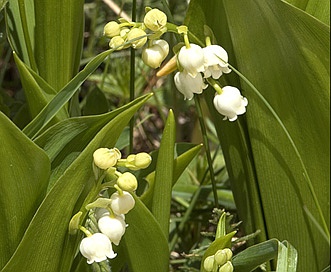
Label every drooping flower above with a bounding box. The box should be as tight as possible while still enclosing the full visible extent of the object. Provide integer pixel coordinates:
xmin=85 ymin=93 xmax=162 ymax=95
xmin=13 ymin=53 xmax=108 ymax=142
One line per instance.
xmin=79 ymin=233 xmax=117 ymax=264
xmin=203 ymin=45 xmax=231 ymax=79
xmin=93 ymin=148 xmax=121 ymax=170
xmin=177 ymin=44 xmax=205 ymax=77
xmin=142 ymin=39 xmax=169 ymax=68
xmin=110 ymin=191 xmax=135 ymax=215
xmin=213 ymin=86 xmax=248 ymax=121
xmin=174 ymin=71 xmax=208 ymax=100
xmin=98 ymin=215 xmax=127 ymax=246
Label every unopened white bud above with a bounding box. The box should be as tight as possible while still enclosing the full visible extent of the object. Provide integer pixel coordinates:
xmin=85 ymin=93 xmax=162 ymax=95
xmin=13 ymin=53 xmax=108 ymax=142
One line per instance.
xmin=143 ymin=8 xmax=167 ymax=31
xmin=93 ymin=148 xmax=121 ymax=170
xmin=127 ymin=28 xmax=147 ymax=49
xmin=117 ymin=172 xmax=138 ymax=192
xmin=104 ymin=21 xmax=121 ymax=38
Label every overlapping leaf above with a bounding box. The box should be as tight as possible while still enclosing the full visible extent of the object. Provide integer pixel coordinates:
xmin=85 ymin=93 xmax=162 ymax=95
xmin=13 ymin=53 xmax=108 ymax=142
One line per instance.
xmin=0 ymin=112 xmax=50 ymax=269
xmin=1 ymin=95 xmax=150 ymax=272
xmin=186 ymin=0 xmax=330 ymax=270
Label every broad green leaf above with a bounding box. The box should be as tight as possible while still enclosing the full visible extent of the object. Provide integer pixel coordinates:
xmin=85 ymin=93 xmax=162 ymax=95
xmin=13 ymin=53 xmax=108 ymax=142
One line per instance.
xmin=284 ymin=0 xmax=330 ymax=25
xmin=1 ymin=95 xmax=149 ymax=272
xmin=34 ymin=94 xmax=151 ymax=189
xmin=0 ymin=112 xmax=50 ymax=269
xmin=151 ymin=109 xmax=176 ymax=236
xmin=121 ymin=196 xmax=169 ymax=272
xmin=13 ymin=52 xmax=68 ymax=121
xmin=276 ymin=241 xmax=298 ymax=272
xmin=187 ymin=0 xmax=330 ymax=271
xmin=34 ymin=0 xmax=84 ymax=90
xmin=232 ymin=239 xmax=278 ymax=272
xmin=22 ymin=49 xmax=113 ymax=139
xmin=232 ymin=239 xmax=297 ymax=272
xmin=5 ymin=0 xmax=35 ymax=69
xmin=82 ymin=86 xmax=109 ymax=116
xmin=0 ymin=0 xmax=8 ymax=11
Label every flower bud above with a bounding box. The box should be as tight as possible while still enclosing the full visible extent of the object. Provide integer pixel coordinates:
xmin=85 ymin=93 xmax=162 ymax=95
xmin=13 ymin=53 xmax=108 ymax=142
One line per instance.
xmin=110 ymin=191 xmax=135 ymax=215
xmin=135 ymin=152 xmax=152 ymax=169
xmin=109 ymin=36 xmax=126 ymax=50
xmin=93 ymin=148 xmax=121 ymax=170
xmin=203 ymin=255 xmax=215 ymax=272
xmin=218 ymin=261 xmax=233 ymax=272
xmin=117 ymin=172 xmax=138 ymax=192
xmin=104 ymin=21 xmax=121 ymax=38
xmin=143 ymin=8 xmax=167 ymax=31
xmin=142 ymin=39 xmax=169 ymax=68
xmin=214 ymin=250 xmax=227 ymax=266
xmin=127 ymin=28 xmax=147 ymax=49
xmin=223 ymin=248 xmax=233 ymax=261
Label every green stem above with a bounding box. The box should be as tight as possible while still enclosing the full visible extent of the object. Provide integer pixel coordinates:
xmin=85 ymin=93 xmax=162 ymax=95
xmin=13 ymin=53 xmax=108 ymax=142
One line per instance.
xmin=18 ymin=0 xmax=38 ymax=71
xmin=129 ymin=0 xmax=137 ymax=154
xmin=194 ymin=95 xmax=218 ymax=208
xmin=228 ymin=63 xmax=330 ymax=243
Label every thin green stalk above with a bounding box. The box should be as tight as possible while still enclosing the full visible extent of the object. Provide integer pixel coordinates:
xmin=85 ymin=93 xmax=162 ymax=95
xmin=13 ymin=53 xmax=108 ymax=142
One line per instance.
xmin=18 ymin=0 xmax=37 ymax=71
xmin=228 ymin=63 xmax=330 ymax=243
xmin=129 ymin=0 xmax=136 ymax=153
xmin=194 ymin=95 xmax=218 ymax=207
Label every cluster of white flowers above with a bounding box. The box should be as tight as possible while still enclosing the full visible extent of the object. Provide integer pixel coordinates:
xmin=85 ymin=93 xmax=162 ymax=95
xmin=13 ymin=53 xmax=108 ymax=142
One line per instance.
xmin=70 ymin=148 xmax=151 ymax=265
xmin=203 ymin=248 xmax=234 ymax=272
xmin=174 ymin=36 xmax=248 ymax=121
xmin=103 ymin=7 xmax=248 ymax=121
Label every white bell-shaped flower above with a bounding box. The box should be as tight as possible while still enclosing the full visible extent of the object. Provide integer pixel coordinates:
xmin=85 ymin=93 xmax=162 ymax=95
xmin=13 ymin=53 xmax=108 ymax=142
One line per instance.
xmin=203 ymin=45 xmax=231 ymax=79
xmin=98 ymin=215 xmax=127 ymax=246
xmin=142 ymin=39 xmax=169 ymax=68
xmin=110 ymin=191 xmax=135 ymax=215
xmin=213 ymin=86 xmax=248 ymax=121
xmin=177 ymin=44 xmax=205 ymax=77
xmin=79 ymin=233 xmax=117 ymax=264
xmin=174 ymin=71 xmax=208 ymax=100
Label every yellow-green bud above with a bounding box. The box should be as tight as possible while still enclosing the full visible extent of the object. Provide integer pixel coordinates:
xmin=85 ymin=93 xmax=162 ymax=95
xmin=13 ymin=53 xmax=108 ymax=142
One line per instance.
xmin=127 ymin=28 xmax=147 ymax=49
xmin=203 ymin=255 xmax=215 ymax=272
xmin=104 ymin=21 xmax=121 ymax=38
xmin=218 ymin=261 xmax=233 ymax=272
xmin=117 ymin=172 xmax=138 ymax=192
xmin=93 ymin=148 xmax=121 ymax=169
xmin=214 ymin=250 xmax=227 ymax=266
xmin=143 ymin=8 xmax=167 ymax=31
xmin=135 ymin=152 xmax=152 ymax=169
xmin=223 ymin=248 xmax=233 ymax=261
xmin=109 ymin=36 xmax=126 ymax=50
